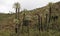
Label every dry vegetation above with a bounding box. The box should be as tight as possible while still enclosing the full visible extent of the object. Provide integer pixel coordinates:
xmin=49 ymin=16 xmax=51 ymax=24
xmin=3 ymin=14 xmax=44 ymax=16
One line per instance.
xmin=0 ymin=1 xmax=60 ymax=36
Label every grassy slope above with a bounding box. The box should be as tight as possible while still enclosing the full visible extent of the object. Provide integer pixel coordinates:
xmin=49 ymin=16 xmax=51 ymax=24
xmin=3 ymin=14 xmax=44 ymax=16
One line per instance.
xmin=0 ymin=1 xmax=60 ymax=36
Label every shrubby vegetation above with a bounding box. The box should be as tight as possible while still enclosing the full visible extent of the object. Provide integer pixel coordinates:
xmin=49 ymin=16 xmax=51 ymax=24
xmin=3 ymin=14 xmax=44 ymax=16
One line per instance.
xmin=0 ymin=1 xmax=60 ymax=36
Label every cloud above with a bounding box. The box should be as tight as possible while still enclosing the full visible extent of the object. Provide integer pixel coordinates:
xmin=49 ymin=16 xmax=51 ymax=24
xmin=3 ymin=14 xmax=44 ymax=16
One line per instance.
xmin=0 ymin=0 xmax=60 ymax=13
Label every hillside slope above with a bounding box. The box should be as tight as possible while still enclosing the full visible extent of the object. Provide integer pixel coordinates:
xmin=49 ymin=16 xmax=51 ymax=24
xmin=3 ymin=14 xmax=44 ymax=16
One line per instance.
xmin=0 ymin=1 xmax=60 ymax=36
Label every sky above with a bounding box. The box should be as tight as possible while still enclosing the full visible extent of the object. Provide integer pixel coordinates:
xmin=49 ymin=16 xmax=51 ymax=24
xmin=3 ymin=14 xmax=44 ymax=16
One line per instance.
xmin=0 ymin=0 xmax=60 ymax=13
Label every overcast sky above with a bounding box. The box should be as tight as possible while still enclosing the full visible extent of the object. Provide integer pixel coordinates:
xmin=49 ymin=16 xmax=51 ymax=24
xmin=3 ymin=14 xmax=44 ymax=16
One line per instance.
xmin=0 ymin=0 xmax=60 ymax=13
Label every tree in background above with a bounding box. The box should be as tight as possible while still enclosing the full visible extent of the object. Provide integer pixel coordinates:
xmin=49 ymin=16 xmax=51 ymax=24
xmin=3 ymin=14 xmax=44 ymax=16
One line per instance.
xmin=13 ymin=2 xmax=21 ymax=36
xmin=13 ymin=2 xmax=20 ymax=19
xmin=48 ymin=2 xmax=53 ymax=23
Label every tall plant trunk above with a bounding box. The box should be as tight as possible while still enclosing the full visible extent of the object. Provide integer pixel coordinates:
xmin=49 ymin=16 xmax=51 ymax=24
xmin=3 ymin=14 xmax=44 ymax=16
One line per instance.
xmin=15 ymin=8 xmax=17 ymax=19
xmin=49 ymin=6 xmax=51 ymax=23
xmin=22 ymin=13 xmax=25 ymax=33
xmin=15 ymin=8 xmax=20 ymax=36
xmin=41 ymin=17 xmax=43 ymax=31
xmin=27 ymin=22 xmax=29 ymax=36
xmin=46 ymin=14 xmax=48 ymax=31
xmin=36 ymin=14 xmax=41 ymax=36
xmin=38 ymin=15 xmax=40 ymax=31
xmin=17 ymin=8 xmax=20 ymax=20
